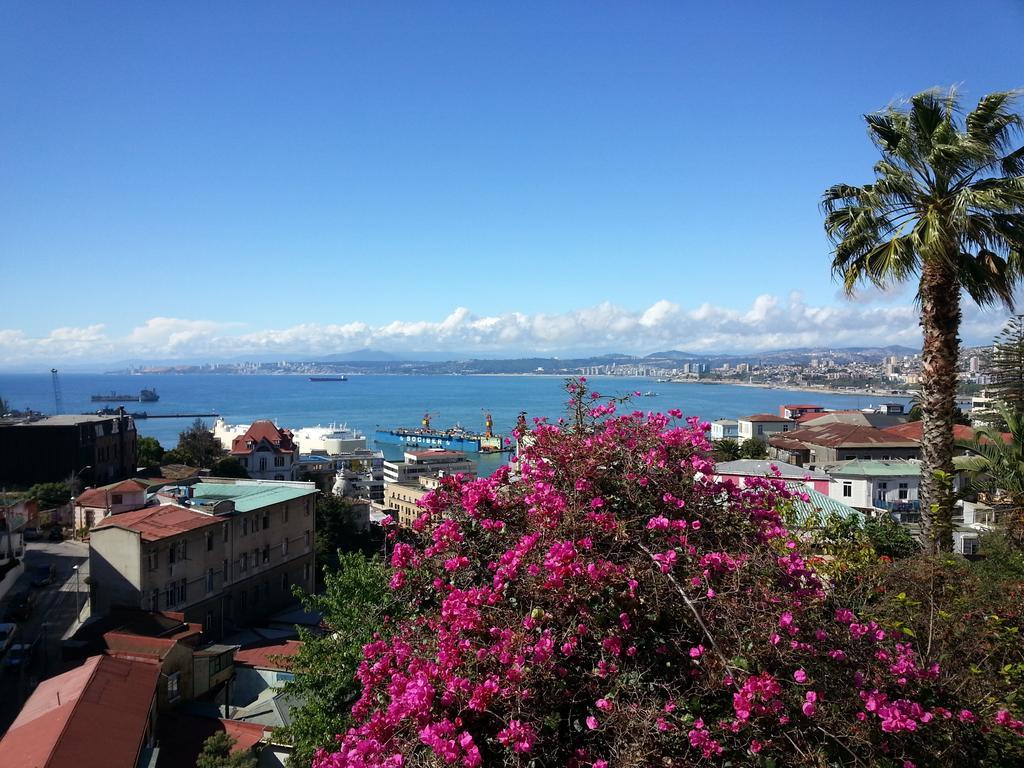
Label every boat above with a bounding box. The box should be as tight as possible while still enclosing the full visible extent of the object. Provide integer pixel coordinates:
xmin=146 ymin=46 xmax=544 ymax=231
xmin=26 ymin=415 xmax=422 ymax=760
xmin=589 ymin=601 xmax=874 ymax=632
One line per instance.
xmin=91 ymin=388 xmax=159 ymax=403
xmin=309 ymin=376 xmax=348 ymax=382
xmin=374 ymin=412 xmax=512 ymax=454
xmin=642 ymin=391 xmax=657 ymax=397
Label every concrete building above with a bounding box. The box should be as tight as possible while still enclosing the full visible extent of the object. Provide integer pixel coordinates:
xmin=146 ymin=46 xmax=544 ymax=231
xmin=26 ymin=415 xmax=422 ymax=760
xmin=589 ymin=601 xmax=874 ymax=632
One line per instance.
xmin=384 ymin=475 xmax=443 ymax=527
xmin=823 ymin=459 xmax=922 ymax=519
xmin=72 ymin=478 xmax=149 ymax=532
xmin=383 ymin=449 xmax=476 ymax=484
xmin=736 ymin=414 xmax=794 ymax=444
xmin=0 ymin=412 xmax=138 ymax=486
xmin=709 ymin=419 xmax=739 ymax=440
xmin=89 ymin=480 xmax=317 ymax=639
xmin=780 ymin=404 xmax=825 ymax=420
xmin=229 ymin=421 xmax=300 ymax=481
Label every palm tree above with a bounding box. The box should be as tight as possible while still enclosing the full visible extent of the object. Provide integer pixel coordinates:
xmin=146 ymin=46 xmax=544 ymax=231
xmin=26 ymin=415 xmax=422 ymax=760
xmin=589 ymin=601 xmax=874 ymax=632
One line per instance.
xmin=823 ymin=88 xmax=1024 ymax=553
xmin=957 ymin=403 xmax=1024 ymax=546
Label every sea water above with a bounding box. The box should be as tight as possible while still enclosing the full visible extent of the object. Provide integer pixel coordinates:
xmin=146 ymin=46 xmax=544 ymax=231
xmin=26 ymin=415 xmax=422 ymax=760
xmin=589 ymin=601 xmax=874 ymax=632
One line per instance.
xmin=0 ymin=373 xmax=906 ymax=475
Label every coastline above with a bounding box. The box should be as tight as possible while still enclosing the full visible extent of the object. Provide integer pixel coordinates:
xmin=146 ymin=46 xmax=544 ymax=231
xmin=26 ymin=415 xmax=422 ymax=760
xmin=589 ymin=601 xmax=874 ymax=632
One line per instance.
xmin=662 ymin=379 xmax=913 ymax=399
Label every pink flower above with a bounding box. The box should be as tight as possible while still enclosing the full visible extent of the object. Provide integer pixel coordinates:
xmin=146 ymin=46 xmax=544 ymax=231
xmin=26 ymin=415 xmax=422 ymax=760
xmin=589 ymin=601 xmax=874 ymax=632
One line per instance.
xmin=793 ymin=668 xmax=807 ymax=683
xmin=596 ymin=698 xmax=612 ymax=712
xmin=689 ymin=645 xmax=706 ymax=658
xmin=586 ymin=715 xmax=599 ymax=730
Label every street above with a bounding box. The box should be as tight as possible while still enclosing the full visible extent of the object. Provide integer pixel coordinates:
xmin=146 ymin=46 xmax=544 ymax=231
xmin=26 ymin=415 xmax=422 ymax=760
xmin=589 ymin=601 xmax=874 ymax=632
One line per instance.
xmin=0 ymin=538 xmax=90 ymax=736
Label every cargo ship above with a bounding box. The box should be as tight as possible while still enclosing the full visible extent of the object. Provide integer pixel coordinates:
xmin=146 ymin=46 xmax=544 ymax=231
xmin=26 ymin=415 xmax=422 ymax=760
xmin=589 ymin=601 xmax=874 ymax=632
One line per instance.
xmin=374 ymin=412 xmax=510 ymax=453
xmin=309 ymin=376 xmax=347 ymax=382
xmin=91 ymin=388 xmax=159 ymax=403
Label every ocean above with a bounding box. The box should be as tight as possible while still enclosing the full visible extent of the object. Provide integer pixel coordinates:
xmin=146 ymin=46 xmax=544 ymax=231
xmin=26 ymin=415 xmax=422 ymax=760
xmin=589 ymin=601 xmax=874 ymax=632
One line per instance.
xmin=0 ymin=373 xmax=908 ymax=475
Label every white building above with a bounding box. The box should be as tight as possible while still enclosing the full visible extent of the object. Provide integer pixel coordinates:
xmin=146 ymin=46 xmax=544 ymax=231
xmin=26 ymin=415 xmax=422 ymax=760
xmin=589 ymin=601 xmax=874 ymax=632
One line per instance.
xmin=383 ymin=449 xmax=477 ymax=484
xmin=709 ymin=419 xmax=739 ymax=440
xmin=737 ymin=414 xmax=794 ymax=444
xmin=823 ymin=459 xmax=921 ymax=519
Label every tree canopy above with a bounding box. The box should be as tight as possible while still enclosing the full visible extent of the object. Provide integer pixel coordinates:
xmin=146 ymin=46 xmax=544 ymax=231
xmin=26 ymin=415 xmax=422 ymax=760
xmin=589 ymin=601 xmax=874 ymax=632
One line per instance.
xmin=136 ymin=436 xmax=165 ymax=468
xmin=164 ymin=418 xmax=225 ymax=469
xmin=823 ymin=88 xmax=1024 ymax=553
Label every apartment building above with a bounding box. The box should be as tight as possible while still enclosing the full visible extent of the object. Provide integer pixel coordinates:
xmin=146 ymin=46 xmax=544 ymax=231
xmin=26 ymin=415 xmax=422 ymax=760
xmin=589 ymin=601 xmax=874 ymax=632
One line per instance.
xmin=89 ymin=479 xmax=317 ymax=639
xmin=384 ymin=475 xmax=443 ymax=527
xmin=383 ymin=449 xmax=476 ymax=484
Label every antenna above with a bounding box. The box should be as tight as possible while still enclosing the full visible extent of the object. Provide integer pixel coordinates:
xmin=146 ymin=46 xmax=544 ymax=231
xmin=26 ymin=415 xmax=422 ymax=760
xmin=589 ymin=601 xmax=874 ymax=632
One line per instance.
xmin=51 ymin=368 xmax=64 ymax=415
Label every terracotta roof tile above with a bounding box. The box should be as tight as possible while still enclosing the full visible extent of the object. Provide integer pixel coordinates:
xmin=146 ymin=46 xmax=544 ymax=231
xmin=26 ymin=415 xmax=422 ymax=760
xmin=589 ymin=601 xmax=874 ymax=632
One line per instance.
xmin=230 ymin=420 xmax=297 ymax=456
xmin=92 ymin=504 xmax=222 ymax=541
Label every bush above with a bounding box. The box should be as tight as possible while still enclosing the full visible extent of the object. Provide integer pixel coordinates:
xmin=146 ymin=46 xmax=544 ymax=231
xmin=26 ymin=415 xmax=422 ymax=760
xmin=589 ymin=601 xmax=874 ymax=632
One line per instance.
xmin=314 ymin=381 xmax=1024 ymax=768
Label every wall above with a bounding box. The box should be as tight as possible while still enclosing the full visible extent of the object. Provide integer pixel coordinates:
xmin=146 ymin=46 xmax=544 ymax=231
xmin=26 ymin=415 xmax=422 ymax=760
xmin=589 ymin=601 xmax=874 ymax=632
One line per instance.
xmin=90 ymin=527 xmax=143 ymax=614
xmin=0 ymin=560 xmax=25 ymax=602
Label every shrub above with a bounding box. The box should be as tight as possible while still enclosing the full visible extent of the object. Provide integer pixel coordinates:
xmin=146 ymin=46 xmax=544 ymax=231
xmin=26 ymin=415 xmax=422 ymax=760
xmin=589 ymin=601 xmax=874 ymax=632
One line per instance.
xmin=315 ymin=381 xmax=1024 ymax=768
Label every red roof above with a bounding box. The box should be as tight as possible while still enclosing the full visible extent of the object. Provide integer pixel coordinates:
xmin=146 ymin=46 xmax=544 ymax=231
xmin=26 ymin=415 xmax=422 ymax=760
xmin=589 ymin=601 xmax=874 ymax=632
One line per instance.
xmin=743 ymin=414 xmax=793 ymax=423
xmin=234 ymin=639 xmax=303 ymax=670
xmin=0 ymin=654 xmax=159 ymax=768
xmin=92 ymin=504 xmax=222 ymax=541
xmin=882 ymin=421 xmax=1012 ymax=444
xmin=75 ymin=480 xmax=148 ymax=508
xmin=230 ymin=420 xmax=297 ymax=456
xmin=770 ymin=423 xmax=919 ymax=449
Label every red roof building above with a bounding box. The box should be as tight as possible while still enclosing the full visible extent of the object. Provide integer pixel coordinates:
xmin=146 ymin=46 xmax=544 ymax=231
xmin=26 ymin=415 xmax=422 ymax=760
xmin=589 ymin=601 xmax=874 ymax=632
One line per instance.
xmin=0 ymin=654 xmax=159 ymax=768
xmin=882 ymin=421 xmax=1013 ymax=446
xmin=234 ymin=638 xmax=303 ymax=671
xmin=230 ymin=420 xmax=299 ymax=481
xmin=768 ymin=423 xmax=920 ymax=468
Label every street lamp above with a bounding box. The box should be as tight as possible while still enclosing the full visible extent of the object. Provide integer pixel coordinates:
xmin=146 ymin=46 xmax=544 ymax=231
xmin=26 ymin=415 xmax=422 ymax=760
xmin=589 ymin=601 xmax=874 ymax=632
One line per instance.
xmin=72 ymin=564 xmax=81 ymax=624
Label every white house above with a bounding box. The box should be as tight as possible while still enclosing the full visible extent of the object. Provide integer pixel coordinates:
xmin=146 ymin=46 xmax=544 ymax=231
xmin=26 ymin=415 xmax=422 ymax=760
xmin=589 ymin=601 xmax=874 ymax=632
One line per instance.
xmin=709 ymin=419 xmax=739 ymax=440
xmin=737 ymin=414 xmax=794 ymax=445
xmin=823 ymin=459 xmax=921 ymax=519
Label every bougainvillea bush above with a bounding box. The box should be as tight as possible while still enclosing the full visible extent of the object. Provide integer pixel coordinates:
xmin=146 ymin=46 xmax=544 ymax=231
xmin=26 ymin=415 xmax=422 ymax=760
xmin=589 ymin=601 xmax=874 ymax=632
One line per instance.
xmin=315 ymin=382 xmax=1024 ymax=767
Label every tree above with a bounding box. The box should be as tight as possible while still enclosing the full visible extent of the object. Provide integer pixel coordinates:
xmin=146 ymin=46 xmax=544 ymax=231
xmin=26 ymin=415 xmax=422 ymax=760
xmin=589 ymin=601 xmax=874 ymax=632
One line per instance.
xmin=958 ymin=403 xmax=1024 ymax=545
xmin=283 ymin=552 xmax=391 ymax=767
xmin=136 ymin=436 xmax=164 ymax=468
xmin=211 ymin=456 xmax=249 ymax=479
xmin=711 ymin=438 xmax=741 ymax=462
xmin=823 ymin=88 xmax=1024 ymax=553
xmin=168 ymin=418 xmax=225 ymax=469
xmin=738 ymin=436 xmax=768 ymax=459
xmin=906 ymin=403 xmax=969 ymax=425
xmin=315 ymin=495 xmax=382 ymax=578
xmin=26 ymin=482 xmax=71 ymax=510
xmin=0 ymin=395 xmax=9 ymax=415
xmin=196 ymin=732 xmax=258 ymax=768
xmin=314 ymin=381 xmax=1024 ymax=768
xmin=990 ymin=315 xmax=1024 ymax=422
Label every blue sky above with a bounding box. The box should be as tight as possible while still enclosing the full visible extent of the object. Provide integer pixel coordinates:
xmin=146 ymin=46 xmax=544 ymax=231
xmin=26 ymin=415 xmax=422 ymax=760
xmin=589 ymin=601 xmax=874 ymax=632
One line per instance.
xmin=1 ymin=1 xmax=1023 ymax=365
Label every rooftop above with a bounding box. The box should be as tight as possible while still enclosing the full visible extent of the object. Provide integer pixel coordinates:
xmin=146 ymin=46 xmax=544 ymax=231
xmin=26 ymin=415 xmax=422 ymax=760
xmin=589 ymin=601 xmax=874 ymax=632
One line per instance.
xmin=716 ymin=459 xmax=830 ymax=482
xmin=882 ymin=421 xmax=1013 ymax=444
xmin=742 ymin=413 xmax=793 ymax=423
xmin=823 ymin=459 xmax=923 ymax=477
xmin=74 ymin=479 xmax=149 ymax=507
xmin=785 ymin=483 xmax=865 ymax=527
xmin=190 ymin=481 xmax=317 ymax=512
xmin=7 ymin=414 xmax=127 ymax=427
xmin=0 ymin=654 xmax=159 ymax=768
xmin=233 ymin=638 xmax=303 ymax=671
xmin=92 ymin=504 xmax=222 ymax=541
xmin=770 ymin=423 xmax=919 ymax=449
xmin=403 ymin=449 xmax=471 ymax=461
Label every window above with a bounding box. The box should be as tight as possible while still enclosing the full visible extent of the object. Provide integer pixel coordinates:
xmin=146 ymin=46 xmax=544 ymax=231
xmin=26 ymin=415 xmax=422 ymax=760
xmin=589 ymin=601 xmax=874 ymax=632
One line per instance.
xmin=242 ymin=518 xmax=248 ymax=536
xmin=274 ymin=456 xmax=285 ymax=467
xmin=962 ymin=538 xmax=980 ymax=555
xmin=898 ymin=482 xmax=909 ymax=500
xmin=148 ymin=549 xmax=159 ymax=571
xmin=259 ymin=457 xmax=267 ymax=472
xmin=842 ymin=483 xmax=852 ymax=498
xmin=252 ymin=548 xmax=259 ymax=569
xmin=757 ymin=425 xmax=764 ymax=435
xmin=262 ymin=511 xmax=270 ymax=530
xmin=206 ymin=531 xmax=213 ymax=551
xmin=151 ymin=588 xmax=160 ymax=610
xmin=305 ymin=498 xmax=311 ymax=516
xmin=262 ymin=545 xmax=270 ymax=564
xmin=223 ymin=523 xmax=229 ymax=542
xmin=165 ymin=583 xmax=175 ymax=607
xmin=240 ymin=553 xmax=248 ymax=573
xmin=169 ymin=545 xmax=177 ymax=564
xmin=284 ymin=505 xmax=290 ymax=523
xmin=281 ymin=537 xmax=289 ymax=557
xmin=223 ymin=558 xmax=229 ymax=585
xmin=304 ymin=562 xmax=311 ymax=583
xmin=304 ymin=530 xmax=311 ymax=550
xmin=206 ymin=611 xmax=214 ymax=632
xmin=112 ymin=494 xmax=123 ymax=504
xmin=206 ymin=569 xmax=215 ymax=593
xmin=167 ymin=672 xmax=181 ymax=702
xmin=180 ymin=577 xmax=187 ymax=604
xmin=878 ymin=482 xmax=888 ymax=490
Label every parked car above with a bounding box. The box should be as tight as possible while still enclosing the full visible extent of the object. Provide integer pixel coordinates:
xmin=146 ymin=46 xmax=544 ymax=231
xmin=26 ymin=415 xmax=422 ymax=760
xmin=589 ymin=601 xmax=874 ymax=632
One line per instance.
xmin=47 ymin=527 xmax=63 ymax=542
xmin=22 ymin=528 xmax=40 ymax=541
xmin=3 ymin=639 xmax=37 ymax=670
xmin=30 ymin=565 xmax=56 ymax=588
xmin=2 ymin=591 xmax=33 ymax=622
xmin=0 ymin=622 xmax=15 ymax=656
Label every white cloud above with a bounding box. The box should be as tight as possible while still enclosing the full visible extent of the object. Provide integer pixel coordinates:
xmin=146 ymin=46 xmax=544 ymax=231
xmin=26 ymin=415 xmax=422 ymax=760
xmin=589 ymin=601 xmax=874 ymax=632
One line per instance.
xmin=0 ymin=296 xmax=1016 ymax=368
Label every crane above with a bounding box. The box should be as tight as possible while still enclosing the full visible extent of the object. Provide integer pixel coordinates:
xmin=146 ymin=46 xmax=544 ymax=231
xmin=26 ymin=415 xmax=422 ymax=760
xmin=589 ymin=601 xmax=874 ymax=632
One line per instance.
xmin=51 ymin=368 xmax=64 ymax=415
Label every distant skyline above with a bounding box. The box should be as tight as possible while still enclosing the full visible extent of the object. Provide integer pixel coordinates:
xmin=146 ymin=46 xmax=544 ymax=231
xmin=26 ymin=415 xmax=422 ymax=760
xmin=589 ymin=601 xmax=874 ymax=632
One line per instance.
xmin=2 ymin=2 xmax=1022 ymax=367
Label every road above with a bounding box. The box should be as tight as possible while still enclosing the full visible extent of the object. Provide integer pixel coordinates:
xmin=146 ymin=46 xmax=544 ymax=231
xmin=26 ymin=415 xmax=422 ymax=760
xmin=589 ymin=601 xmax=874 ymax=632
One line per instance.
xmin=0 ymin=538 xmax=90 ymax=736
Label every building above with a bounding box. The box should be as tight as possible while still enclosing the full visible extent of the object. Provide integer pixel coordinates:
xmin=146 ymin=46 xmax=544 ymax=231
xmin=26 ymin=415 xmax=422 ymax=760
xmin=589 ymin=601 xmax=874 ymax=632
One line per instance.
xmin=736 ymin=414 xmax=794 ymax=444
xmin=229 ymin=421 xmax=300 ymax=481
xmin=384 ymin=475 xmax=444 ymax=527
xmin=715 ymin=459 xmax=831 ymax=494
xmin=73 ymin=478 xmax=150 ymax=532
xmin=768 ymin=423 xmax=920 ymax=468
xmin=822 ymin=459 xmax=922 ymax=519
xmin=709 ymin=419 xmax=739 ymax=440
xmin=89 ymin=480 xmax=317 ymax=639
xmin=383 ymin=449 xmax=477 ymax=484
xmin=780 ymin=404 xmax=825 ymax=420
xmin=0 ymin=412 xmax=137 ymax=486
xmin=0 ymin=654 xmax=160 ymax=768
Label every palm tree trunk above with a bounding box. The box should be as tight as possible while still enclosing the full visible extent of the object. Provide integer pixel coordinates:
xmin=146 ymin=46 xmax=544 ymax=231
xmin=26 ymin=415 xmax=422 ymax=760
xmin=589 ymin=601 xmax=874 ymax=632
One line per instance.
xmin=919 ymin=260 xmax=960 ymax=553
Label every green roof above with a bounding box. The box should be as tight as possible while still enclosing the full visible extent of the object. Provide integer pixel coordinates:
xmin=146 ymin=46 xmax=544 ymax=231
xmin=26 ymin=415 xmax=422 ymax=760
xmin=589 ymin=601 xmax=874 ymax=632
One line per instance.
xmin=190 ymin=482 xmax=317 ymax=512
xmin=825 ymin=459 xmax=922 ymax=478
xmin=783 ymin=483 xmax=865 ymax=528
